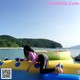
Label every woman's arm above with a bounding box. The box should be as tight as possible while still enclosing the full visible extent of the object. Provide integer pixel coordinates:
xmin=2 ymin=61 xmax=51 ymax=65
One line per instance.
xmin=27 ymin=59 xmax=36 ymax=72
xmin=27 ymin=52 xmax=37 ymax=72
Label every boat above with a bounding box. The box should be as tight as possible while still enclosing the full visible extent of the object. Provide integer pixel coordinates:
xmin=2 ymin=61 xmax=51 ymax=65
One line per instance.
xmin=0 ymin=59 xmax=80 ymax=80
xmin=0 ymin=50 xmax=80 ymax=80
xmin=0 ymin=59 xmax=79 ymax=74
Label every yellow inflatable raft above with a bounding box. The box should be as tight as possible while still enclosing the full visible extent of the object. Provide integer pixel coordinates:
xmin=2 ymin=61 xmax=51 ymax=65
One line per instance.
xmin=0 ymin=50 xmax=80 ymax=75
xmin=0 ymin=59 xmax=80 ymax=75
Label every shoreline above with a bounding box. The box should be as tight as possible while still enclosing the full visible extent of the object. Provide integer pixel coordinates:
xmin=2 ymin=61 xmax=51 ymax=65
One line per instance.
xmin=0 ymin=47 xmax=49 ymax=52
xmin=0 ymin=47 xmax=23 ymax=49
xmin=0 ymin=47 xmax=67 ymax=52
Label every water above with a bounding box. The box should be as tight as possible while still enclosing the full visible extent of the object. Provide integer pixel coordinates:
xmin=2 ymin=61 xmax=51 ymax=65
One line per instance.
xmin=0 ymin=48 xmax=80 ymax=60
xmin=0 ymin=49 xmax=24 ymax=60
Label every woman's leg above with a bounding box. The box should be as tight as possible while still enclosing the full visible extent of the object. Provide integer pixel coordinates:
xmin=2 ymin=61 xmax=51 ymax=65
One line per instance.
xmin=38 ymin=54 xmax=55 ymax=74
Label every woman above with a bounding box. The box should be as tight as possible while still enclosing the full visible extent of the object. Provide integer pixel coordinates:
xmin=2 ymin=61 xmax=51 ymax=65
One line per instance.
xmin=24 ymin=45 xmax=63 ymax=74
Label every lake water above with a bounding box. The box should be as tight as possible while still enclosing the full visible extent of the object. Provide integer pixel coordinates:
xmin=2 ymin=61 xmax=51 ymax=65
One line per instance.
xmin=0 ymin=48 xmax=80 ymax=60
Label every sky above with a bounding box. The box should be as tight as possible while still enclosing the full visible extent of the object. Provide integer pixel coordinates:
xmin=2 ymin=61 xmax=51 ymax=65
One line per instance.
xmin=0 ymin=0 xmax=80 ymax=48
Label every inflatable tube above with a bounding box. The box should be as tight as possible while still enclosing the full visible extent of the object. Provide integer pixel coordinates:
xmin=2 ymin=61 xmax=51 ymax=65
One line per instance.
xmin=0 ymin=59 xmax=80 ymax=74
xmin=0 ymin=69 xmax=41 ymax=80
xmin=38 ymin=50 xmax=72 ymax=60
xmin=42 ymin=74 xmax=80 ymax=80
xmin=0 ymin=69 xmax=80 ymax=80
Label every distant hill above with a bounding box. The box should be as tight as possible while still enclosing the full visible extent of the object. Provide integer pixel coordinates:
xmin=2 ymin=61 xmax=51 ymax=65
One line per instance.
xmin=0 ymin=35 xmax=63 ymax=48
xmin=69 ymin=45 xmax=80 ymax=49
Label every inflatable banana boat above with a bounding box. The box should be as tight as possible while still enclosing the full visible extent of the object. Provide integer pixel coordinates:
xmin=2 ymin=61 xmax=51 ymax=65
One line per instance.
xmin=0 ymin=59 xmax=79 ymax=74
xmin=0 ymin=59 xmax=80 ymax=80
xmin=0 ymin=50 xmax=80 ymax=80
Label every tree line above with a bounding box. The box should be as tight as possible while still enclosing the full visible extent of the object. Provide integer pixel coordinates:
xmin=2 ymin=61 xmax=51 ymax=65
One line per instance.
xmin=0 ymin=35 xmax=63 ymax=48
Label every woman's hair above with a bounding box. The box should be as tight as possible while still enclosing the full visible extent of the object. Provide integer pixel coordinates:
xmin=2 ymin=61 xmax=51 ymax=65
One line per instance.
xmin=23 ymin=45 xmax=35 ymax=59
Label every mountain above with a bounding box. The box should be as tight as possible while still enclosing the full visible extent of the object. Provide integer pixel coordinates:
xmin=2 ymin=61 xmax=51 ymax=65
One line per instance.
xmin=69 ymin=45 xmax=80 ymax=49
xmin=0 ymin=35 xmax=63 ymax=48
